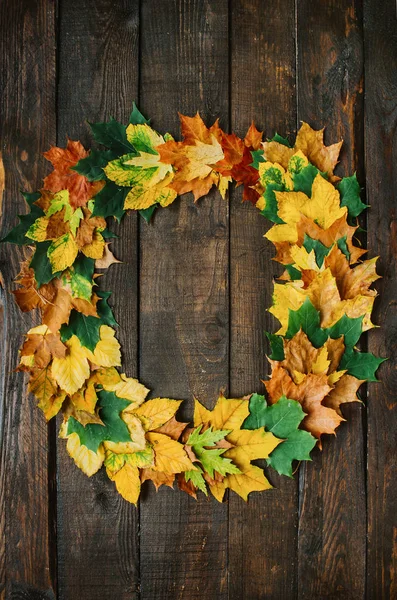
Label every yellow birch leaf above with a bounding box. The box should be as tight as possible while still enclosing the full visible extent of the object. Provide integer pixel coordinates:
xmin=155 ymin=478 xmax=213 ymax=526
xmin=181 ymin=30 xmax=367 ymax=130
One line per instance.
xmin=209 ymin=480 xmax=227 ymax=503
xmin=47 ymin=232 xmax=79 ymax=273
xmin=25 ymin=216 xmax=49 ymax=242
xmin=111 ymin=374 xmax=149 ymax=405
xmin=133 ymin=398 xmax=182 ymax=431
xmin=66 ymin=432 xmax=104 ymax=476
xmin=39 ymin=391 xmax=66 ymax=421
xmin=107 ymin=463 xmax=141 ymax=505
xmin=52 ymin=335 xmax=90 ymax=395
xmin=147 ymin=432 xmax=196 ymax=473
xmin=84 ymin=325 xmax=121 ymax=368
xmin=193 ymin=399 xmax=213 ymax=427
xmin=81 ymin=230 xmax=105 ymax=259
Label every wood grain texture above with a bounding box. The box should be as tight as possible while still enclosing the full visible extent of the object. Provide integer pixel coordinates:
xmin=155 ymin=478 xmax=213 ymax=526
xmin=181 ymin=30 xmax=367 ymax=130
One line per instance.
xmin=55 ymin=1 xmax=140 ymax=599
xmin=296 ymin=1 xmax=366 ymax=598
xmin=0 ymin=0 xmax=56 ymax=597
xmin=228 ymin=1 xmax=299 ymax=598
xmin=364 ymin=1 xmax=397 ymax=598
xmin=138 ymin=1 xmax=229 ymax=598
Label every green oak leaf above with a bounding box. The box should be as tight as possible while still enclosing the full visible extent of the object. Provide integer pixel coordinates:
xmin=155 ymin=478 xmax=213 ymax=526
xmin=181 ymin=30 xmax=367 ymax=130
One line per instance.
xmin=303 ymin=235 xmax=331 ymax=267
xmin=67 ymin=390 xmax=131 ymax=452
xmin=91 ymin=181 xmax=128 ymax=221
xmin=339 ymin=348 xmax=386 ymax=382
xmin=72 ymin=149 xmax=117 ymax=181
xmin=1 ymin=191 xmax=43 ymax=244
xmin=244 ymin=394 xmax=316 ymax=477
xmin=337 ymin=174 xmax=367 ymax=218
xmin=89 ymin=117 xmax=136 ymax=155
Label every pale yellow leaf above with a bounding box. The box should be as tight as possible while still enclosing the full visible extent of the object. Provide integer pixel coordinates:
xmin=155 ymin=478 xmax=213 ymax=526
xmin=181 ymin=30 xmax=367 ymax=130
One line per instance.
xmin=66 ymin=431 xmax=104 ymax=476
xmin=51 ymin=335 xmax=90 ymax=395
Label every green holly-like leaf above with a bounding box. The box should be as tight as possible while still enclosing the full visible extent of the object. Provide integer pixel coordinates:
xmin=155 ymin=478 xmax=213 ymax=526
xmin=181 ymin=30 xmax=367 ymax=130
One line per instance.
xmin=337 ymin=235 xmax=351 ymax=262
xmin=91 ymin=181 xmax=128 ymax=221
xmin=265 ymin=332 xmax=285 ymax=361
xmin=186 ymin=425 xmax=241 ymax=478
xmin=339 ymin=348 xmax=386 ymax=382
xmin=129 ymin=102 xmax=149 ymax=126
xmin=96 ymin=291 xmax=118 ymax=327
xmin=243 ymin=394 xmax=316 ymax=477
xmin=72 ymin=149 xmax=116 ymax=181
xmin=30 ymin=241 xmax=60 ymax=286
xmin=60 ymin=311 xmax=101 ymax=351
xmin=139 ymin=205 xmax=157 ymax=223
xmin=1 ymin=191 xmax=43 ymax=245
xmin=250 ymin=148 xmax=265 ymax=169
xmin=184 ymin=466 xmax=208 ymax=496
xmin=269 ymin=133 xmax=292 ymax=147
xmin=67 ymin=390 xmax=131 ymax=452
xmin=337 ymin=173 xmax=367 ymax=218
xmin=303 ymin=235 xmax=331 ymax=267
xmin=89 ymin=117 xmax=136 ymax=155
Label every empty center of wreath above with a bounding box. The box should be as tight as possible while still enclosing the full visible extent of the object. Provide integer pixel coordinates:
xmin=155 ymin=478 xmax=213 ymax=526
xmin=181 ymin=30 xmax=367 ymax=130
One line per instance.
xmin=3 ymin=103 xmax=382 ymax=504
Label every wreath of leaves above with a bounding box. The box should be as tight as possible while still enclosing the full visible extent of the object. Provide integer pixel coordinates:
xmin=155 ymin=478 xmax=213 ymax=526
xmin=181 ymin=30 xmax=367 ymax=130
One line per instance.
xmin=1 ymin=104 xmax=384 ymax=504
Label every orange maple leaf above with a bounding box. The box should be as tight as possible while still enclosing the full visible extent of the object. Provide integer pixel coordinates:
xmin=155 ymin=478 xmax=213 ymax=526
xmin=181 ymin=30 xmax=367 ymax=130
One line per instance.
xmin=43 ymin=140 xmax=104 ymax=209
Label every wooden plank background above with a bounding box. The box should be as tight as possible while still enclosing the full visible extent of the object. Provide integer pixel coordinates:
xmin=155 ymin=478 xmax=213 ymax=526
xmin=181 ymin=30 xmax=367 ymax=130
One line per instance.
xmin=0 ymin=0 xmax=396 ymax=598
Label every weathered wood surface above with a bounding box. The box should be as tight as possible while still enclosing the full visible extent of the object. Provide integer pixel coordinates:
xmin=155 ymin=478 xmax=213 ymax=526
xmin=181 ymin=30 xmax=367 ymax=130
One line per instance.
xmin=0 ymin=0 xmax=395 ymax=599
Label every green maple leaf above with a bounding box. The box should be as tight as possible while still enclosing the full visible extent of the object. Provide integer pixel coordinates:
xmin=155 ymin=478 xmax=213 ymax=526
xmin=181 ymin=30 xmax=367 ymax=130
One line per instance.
xmin=129 ymin=102 xmax=149 ymax=126
xmin=184 ymin=466 xmax=208 ymax=496
xmin=265 ymin=332 xmax=284 ymax=361
xmin=91 ymin=181 xmax=128 ymax=221
xmin=260 ymin=183 xmax=285 ymax=224
xmin=339 ymin=348 xmax=386 ymax=382
xmin=30 ymin=241 xmax=60 ymax=286
xmin=60 ymin=311 xmax=101 ymax=351
xmin=1 ymin=191 xmax=43 ymax=245
xmin=67 ymin=390 xmax=131 ymax=452
xmin=269 ymin=133 xmax=292 ymax=147
xmin=284 ymin=264 xmax=301 ymax=281
xmin=336 ymin=235 xmax=351 ymax=262
xmin=72 ymin=149 xmax=116 ymax=181
xmin=326 ymin=314 xmax=363 ymax=348
xmin=337 ymin=173 xmax=367 ymax=218
xmin=285 ymin=298 xmax=328 ymax=348
xmin=139 ymin=205 xmax=157 ymax=223
xmin=303 ymin=235 xmax=331 ymax=267
xmin=96 ymin=291 xmax=118 ymax=327
xmin=244 ymin=394 xmax=316 ymax=477
xmin=291 ymin=163 xmax=322 ymax=197
xmin=186 ymin=426 xmax=241 ymax=479
xmin=250 ymin=148 xmax=265 ymax=169
xmin=89 ymin=117 xmax=136 ymax=155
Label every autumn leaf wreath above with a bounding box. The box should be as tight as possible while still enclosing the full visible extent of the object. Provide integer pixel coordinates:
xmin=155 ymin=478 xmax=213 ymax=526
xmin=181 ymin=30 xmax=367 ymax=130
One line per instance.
xmin=1 ymin=104 xmax=384 ymax=504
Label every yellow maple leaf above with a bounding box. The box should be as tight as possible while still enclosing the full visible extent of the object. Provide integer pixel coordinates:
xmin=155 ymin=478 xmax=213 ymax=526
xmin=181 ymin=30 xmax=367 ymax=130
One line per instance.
xmin=51 ymin=335 xmax=90 ymax=395
xmin=147 ymin=432 xmax=196 ymax=473
xmin=132 ymin=398 xmax=182 ymax=430
xmin=194 ymin=394 xmax=250 ymax=430
xmin=84 ymin=325 xmax=121 ymax=367
xmin=124 ymin=172 xmax=177 ymax=210
xmin=225 ymin=428 xmax=281 ymax=469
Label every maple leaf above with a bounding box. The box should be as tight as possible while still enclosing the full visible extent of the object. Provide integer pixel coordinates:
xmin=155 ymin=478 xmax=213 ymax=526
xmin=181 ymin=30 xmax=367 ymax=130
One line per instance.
xmin=228 ymin=123 xmax=263 ymax=204
xmin=20 ymin=324 xmax=66 ymax=369
xmin=263 ymin=123 xmax=342 ymax=181
xmin=157 ymin=112 xmax=231 ymax=201
xmin=104 ymin=123 xmax=177 ymax=210
xmin=191 ymin=394 xmax=281 ymax=501
xmin=43 ymin=140 xmax=104 ymax=209
xmin=244 ymin=394 xmax=316 ymax=477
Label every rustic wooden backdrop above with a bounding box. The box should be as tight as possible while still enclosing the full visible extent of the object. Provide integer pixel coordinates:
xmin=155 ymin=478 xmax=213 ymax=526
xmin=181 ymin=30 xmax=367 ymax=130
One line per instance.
xmin=0 ymin=0 xmax=396 ymax=598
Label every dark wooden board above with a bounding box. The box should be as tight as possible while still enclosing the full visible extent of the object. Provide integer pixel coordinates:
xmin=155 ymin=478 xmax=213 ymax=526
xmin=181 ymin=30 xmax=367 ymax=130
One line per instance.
xmin=364 ymin=0 xmax=397 ymax=598
xmin=138 ymin=1 xmax=230 ymax=598
xmin=296 ymin=1 xmax=367 ymax=598
xmin=0 ymin=1 xmax=56 ymax=597
xmin=55 ymin=1 xmax=140 ymax=599
xmin=228 ymin=1 xmax=299 ymax=598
